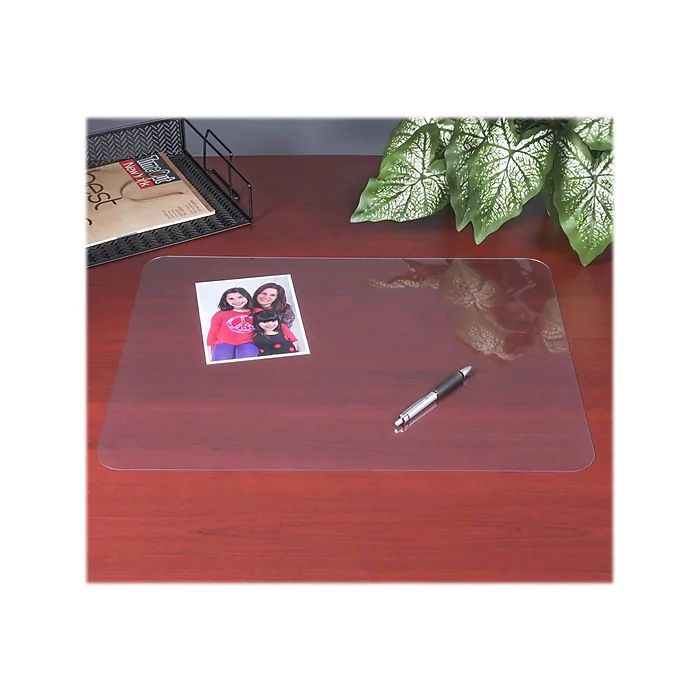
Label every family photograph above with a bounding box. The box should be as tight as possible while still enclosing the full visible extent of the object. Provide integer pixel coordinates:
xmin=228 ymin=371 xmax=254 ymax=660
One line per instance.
xmin=195 ymin=274 xmax=310 ymax=365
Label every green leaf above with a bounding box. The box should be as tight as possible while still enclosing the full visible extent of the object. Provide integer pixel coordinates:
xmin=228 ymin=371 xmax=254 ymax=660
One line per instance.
xmin=384 ymin=117 xmax=455 ymax=158
xmin=350 ymin=124 xmax=449 ymax=223
xmin=571 ymin=117 xmax=613 ymax=151
xmin=552 ymin=132 xmax=613 ymax=265
xmin=444 ymin=118 xmax=491 ymax=230
xmin=467 ymin=119 xmax=555 ymax=243
xmin=513 ymin=119 xmax=536 ymax=134
xmin=541 ymin=168 xmax=561 ymax=230
xmin=513 ymin=118 xmax=555 ymax=135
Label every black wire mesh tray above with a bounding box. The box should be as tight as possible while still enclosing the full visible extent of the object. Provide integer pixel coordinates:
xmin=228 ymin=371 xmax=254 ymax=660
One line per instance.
xmin=86 ymin=118 xmax=253 ymax=267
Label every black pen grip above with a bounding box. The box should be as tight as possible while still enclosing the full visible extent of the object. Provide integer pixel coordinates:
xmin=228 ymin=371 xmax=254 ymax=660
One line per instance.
xmin=432 ymin=372 xmax=465 ymax=398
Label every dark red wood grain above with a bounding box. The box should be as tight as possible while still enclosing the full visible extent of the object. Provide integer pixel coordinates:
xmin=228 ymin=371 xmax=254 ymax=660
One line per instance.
xmin=88 ymin=155 xmax=612 ymax=581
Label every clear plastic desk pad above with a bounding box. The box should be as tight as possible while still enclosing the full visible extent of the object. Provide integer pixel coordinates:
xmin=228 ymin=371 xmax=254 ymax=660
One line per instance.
xmin=98 ymin=257 xmax=594 ymax=471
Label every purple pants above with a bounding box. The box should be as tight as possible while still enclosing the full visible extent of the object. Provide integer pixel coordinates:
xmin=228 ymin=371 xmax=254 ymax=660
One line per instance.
xmin=211 ymin=342 xmax=258 ymax=361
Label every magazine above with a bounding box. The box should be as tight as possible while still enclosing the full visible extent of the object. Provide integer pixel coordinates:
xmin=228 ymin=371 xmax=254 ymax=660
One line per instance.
xmin=86 ymin=152 xmax=215 ymax=246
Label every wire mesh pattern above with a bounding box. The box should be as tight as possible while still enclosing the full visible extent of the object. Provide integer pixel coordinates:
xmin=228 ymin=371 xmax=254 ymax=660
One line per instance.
xmin=87 ymin=119 xmax=184 ymax=167
xmin=86 ymin=119 xmax=252 ymax=267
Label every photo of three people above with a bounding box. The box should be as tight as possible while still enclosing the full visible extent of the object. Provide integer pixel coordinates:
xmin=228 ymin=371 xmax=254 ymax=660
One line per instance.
xmin=195 ymin=274 xmax=310 ymax=365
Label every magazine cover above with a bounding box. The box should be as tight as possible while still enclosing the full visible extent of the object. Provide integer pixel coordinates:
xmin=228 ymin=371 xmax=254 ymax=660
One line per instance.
xmin=86 ymin=152 xmax=215 ymax=246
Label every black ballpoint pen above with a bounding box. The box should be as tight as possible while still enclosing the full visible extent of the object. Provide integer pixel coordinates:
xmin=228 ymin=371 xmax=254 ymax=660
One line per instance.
xmin=394 ymin=366 xmax=472 ymax=427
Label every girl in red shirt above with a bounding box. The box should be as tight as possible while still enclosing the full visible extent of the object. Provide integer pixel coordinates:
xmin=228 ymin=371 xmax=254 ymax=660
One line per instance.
xmin=207 ymin=287 xmax=258 ymax=361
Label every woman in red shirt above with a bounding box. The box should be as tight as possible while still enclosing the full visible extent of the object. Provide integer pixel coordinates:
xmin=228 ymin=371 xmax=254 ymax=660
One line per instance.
xmin=206 ymin=287 xmax=258 ymax=362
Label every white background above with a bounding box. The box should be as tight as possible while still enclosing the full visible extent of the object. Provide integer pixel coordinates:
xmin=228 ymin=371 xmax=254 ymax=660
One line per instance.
xmin=3 ymin=2 xmax=699 ymax=699
xmin=194 ymin=273 xmax=310 ymax=362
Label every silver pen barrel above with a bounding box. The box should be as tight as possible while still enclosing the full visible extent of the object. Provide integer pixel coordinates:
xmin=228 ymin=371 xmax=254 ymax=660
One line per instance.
xmin=394 ymin=391 xmax=438 ymax=427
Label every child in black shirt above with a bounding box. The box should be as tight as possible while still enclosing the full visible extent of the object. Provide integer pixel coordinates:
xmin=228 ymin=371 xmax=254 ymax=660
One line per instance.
xmin=253 ymin=310 xmax=297 ymax=356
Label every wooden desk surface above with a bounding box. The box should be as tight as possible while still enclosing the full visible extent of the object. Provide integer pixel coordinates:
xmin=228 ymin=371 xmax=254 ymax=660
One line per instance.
xmin=88 ymin=155 xmax=611 ymax=582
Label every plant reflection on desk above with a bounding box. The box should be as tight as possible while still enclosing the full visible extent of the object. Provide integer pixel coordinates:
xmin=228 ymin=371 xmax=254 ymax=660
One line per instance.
xmin=364 ymin=259 xmax=567 ymax=361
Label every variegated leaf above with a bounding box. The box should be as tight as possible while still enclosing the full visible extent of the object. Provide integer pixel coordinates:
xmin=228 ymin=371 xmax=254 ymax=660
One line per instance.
xmin=384 ymin=117 xmax=455 ymax=158
xmin=350 ymin=124 xmax=449 ymax=223
xmin=572 ymin=117 xmax=613 ymax=151
xmin=513 ymin=119 xmax=535 ymax=134
xmin=553 ymin=133 xmax=613 ymax=265
xmin=467 ymin=120 xmax=555 ymax=243
xmin=444 ymin=118 xmax=491 ymax=230
xmin=541 ymin=169 xmax=561 ymax=230
xmin=513 ymin=118 xmax=555 ymax=134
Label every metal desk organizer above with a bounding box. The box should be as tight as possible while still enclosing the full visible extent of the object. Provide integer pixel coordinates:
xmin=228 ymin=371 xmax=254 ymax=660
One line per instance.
xmin=86 ymin=119 xmax=253 ymax=267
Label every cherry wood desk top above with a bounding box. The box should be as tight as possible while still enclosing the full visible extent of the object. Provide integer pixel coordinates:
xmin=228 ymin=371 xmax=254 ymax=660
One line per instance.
xmin=88 ymin=155 xmax=611 ymax=581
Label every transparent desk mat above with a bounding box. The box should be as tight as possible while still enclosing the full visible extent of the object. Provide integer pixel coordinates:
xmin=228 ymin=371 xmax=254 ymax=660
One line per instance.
xmin=98 ymin=256 xmax=594 ymax=471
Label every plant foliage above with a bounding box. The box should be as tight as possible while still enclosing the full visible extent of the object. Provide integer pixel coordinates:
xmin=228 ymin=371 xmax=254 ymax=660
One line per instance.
xmin=351 ymin=117 xmax=613 ymax=265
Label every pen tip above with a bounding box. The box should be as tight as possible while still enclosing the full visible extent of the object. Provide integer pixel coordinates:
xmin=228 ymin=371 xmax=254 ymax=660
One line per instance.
xmin=394 ymin=418 xmax=403 ymax=428
xmin=460 ymin=366 xmax=472 ymax=378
